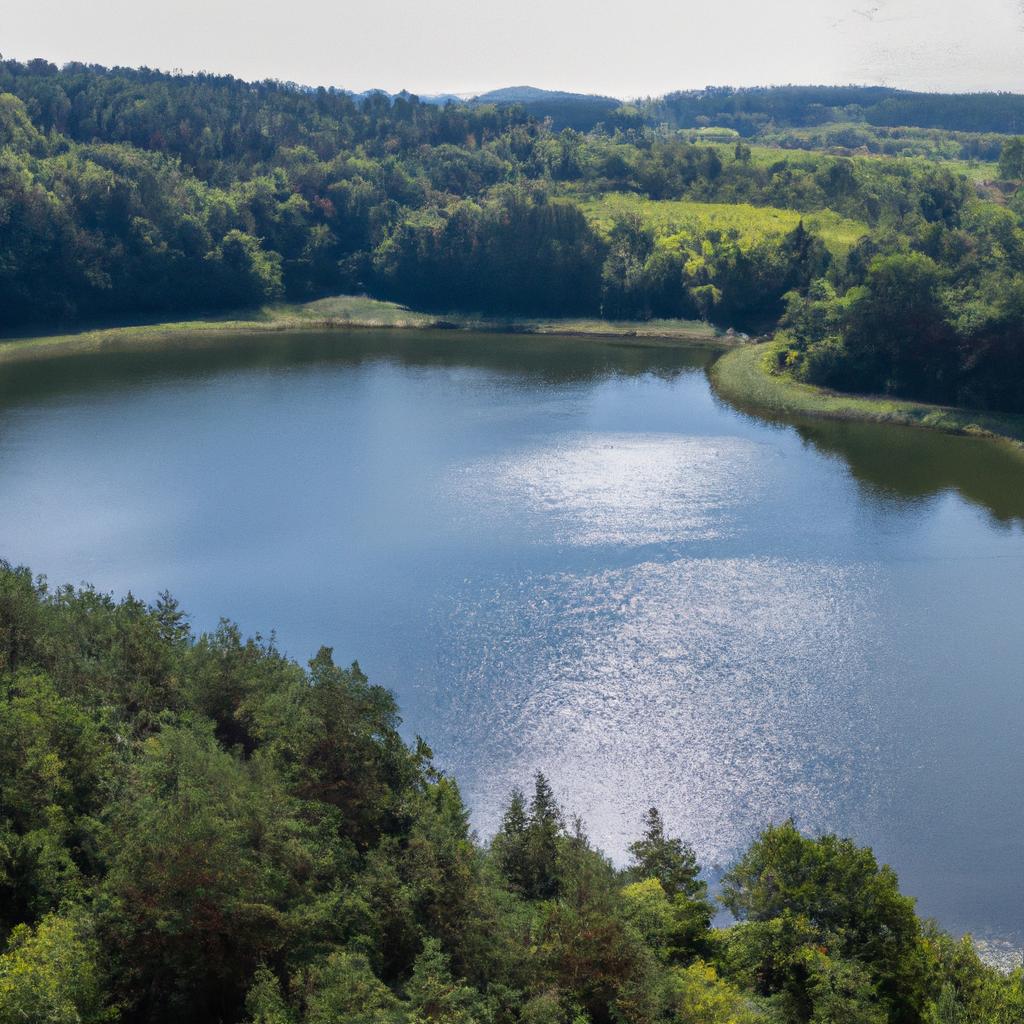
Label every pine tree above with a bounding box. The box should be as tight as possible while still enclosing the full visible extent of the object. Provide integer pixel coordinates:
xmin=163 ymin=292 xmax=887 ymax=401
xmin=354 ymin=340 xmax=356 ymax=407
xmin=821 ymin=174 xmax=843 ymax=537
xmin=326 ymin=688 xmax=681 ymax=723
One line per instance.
xmin=627 ymin=808 xmax=704 ymax=902
xmin=492 ymin=788 xmax=529 ymax=893
xmin=525 ymin=771 xmax=563 ymax=900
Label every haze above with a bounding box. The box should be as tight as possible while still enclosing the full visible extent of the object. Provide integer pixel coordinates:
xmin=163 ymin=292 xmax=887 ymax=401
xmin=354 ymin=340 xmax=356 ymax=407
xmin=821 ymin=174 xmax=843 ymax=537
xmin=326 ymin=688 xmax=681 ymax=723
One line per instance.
xmin=6 ymin=0 xmax=1024 ymax=97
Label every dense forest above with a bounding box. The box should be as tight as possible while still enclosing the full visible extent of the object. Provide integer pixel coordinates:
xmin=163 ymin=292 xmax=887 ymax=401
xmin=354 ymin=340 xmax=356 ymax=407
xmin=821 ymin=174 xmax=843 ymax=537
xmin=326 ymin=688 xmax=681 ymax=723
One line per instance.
xmin=1 ymin=59 xmax=1024 ymax=410
xmin=0 ymin=559 xmax=1022 ymax=1024
xmin=646 ymin=87 xmax=1024 ymax=137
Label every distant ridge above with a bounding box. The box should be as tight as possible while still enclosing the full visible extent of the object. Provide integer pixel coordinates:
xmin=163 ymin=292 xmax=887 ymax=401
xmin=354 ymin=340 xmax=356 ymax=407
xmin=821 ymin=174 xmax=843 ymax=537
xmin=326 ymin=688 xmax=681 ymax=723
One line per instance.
xmin=470 ymin=85 xmax=622 ymax=130
xmin=472 ymin=85 xmax=622 ymax=104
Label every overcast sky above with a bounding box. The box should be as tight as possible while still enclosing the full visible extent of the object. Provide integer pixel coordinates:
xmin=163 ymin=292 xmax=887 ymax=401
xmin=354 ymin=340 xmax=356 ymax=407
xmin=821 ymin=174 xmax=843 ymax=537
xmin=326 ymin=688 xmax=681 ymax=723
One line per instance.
xmin=5 ymin=0 xmax=1024 ymax=97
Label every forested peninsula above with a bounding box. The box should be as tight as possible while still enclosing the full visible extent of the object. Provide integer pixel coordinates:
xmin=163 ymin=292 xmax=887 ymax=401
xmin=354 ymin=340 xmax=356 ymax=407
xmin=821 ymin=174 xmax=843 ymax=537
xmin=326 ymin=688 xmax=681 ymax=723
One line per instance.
xmin=3 ymin=61 xmax=1024 ymax=415
xmin=1 ymin=561 xmax=1023 ymax=1024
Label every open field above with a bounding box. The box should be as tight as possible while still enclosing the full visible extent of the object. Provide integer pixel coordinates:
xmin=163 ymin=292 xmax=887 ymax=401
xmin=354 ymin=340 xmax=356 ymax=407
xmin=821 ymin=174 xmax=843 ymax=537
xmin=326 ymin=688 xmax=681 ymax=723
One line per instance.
xmin=0 ymin=295 xmax=722 ymax=365
xmin=710 ymin=340 xmax=1024 ymax=452
xmin=701 ymin=140 xmax=1001 ymax=184
xmin=576 ymin=193 xmax=869 ymax=254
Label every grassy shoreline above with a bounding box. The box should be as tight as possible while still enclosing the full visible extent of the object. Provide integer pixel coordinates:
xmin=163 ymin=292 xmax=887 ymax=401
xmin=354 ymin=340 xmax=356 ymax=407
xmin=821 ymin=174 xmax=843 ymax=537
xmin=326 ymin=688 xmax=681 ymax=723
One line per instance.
xmin=8 ymin=299 xmax=1024 ymax=459
xmin=710 ymin=340 xmax=1024 ymax=453
xmin=0 ymin=294 xmax=723 ymax=365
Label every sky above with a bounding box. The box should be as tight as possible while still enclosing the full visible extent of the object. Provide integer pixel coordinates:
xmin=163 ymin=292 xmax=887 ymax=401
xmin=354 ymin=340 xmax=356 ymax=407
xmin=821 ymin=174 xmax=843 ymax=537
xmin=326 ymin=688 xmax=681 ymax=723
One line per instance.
xmin=4 ymin=0 xmax=1024 ymax=97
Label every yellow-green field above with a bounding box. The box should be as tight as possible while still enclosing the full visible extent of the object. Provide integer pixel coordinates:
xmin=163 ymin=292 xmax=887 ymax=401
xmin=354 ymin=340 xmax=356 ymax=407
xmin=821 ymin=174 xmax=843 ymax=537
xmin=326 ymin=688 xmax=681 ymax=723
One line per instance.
xmin=577 ymin=193 xmax=869 ymax=255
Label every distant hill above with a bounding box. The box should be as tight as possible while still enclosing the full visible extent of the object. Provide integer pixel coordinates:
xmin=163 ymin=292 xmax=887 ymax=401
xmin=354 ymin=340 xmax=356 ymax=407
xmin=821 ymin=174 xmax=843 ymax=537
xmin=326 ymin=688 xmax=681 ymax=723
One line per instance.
xmin=472 ymin=86 xmax=623 ymax=130
xmin=473 ymin=86 xmax=619 ymax=104
xmin=414 ymin=92 xmax=466 ymax=106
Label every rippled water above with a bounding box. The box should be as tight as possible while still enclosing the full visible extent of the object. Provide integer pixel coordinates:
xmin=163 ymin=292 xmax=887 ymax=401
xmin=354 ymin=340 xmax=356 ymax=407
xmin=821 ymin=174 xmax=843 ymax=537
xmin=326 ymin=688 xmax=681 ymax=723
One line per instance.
xmin=1 ymin=330 xmax=1022 ymax=954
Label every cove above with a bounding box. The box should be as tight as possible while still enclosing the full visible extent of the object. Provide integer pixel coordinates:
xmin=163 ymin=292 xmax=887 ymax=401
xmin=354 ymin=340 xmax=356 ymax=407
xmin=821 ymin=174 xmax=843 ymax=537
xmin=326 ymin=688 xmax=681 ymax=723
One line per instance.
xmin=1 ymin=329 xmax=1022 ymax=958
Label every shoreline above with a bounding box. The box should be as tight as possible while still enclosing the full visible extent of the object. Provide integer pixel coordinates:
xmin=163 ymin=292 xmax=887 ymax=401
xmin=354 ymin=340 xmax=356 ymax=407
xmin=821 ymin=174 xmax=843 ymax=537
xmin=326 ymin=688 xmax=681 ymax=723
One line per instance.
xmin=10 ymin=299 xmax=1023 ymax=463
xmin=709 ymin=340 xmax=1024 ymax=456
xmin=0 ymin=294 xmax=725 ymax=366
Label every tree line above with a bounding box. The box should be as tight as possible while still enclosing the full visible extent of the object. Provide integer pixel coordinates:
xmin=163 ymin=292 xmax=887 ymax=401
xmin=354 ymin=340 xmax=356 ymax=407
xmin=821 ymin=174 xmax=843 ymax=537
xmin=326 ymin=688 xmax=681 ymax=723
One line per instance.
xmin=2 ymin=59 xmax=1024 ymax=409
xmin=0 ymin=560 xmax=1022 ymax=1024
xmin=648 ymin=86 xmax=1024 ymax=137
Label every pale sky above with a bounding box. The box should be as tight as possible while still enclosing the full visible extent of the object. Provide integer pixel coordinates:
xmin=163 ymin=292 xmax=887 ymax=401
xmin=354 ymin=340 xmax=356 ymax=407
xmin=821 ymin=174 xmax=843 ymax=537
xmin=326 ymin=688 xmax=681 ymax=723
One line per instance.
xmin=4 ymin=0 xmax=1024 ymax=97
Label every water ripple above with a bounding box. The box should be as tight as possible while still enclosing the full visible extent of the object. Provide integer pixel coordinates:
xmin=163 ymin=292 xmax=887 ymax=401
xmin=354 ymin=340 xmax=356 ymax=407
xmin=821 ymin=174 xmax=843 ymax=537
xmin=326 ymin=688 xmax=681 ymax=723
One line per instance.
xmin=452 ymin=432 xmax=771 ymax=546
xmin=427 ymin=555 xmax=885 ymax=866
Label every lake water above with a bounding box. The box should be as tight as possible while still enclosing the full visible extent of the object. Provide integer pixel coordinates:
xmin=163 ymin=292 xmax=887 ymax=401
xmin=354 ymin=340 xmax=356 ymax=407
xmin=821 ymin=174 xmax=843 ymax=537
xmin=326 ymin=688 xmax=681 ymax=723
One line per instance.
xmin=1 ymin=329 xmax=1022 ymax=957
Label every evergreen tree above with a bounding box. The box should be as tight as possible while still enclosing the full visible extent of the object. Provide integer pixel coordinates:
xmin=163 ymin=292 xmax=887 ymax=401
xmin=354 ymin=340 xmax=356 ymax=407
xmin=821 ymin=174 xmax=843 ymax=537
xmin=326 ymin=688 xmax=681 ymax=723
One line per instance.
xmin=627 ymin=808 xmax=704 ymax=903
xmin=492 ymin=788 xmax=529 ymax=894
xmin=525 ymin=772 xmax=564 ymax=900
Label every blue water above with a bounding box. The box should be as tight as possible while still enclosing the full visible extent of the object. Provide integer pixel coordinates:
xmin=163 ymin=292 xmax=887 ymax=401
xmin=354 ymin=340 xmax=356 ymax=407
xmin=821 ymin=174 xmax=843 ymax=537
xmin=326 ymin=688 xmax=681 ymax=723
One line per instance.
xmin=1 ymin=329 xmax=1022 ymax=958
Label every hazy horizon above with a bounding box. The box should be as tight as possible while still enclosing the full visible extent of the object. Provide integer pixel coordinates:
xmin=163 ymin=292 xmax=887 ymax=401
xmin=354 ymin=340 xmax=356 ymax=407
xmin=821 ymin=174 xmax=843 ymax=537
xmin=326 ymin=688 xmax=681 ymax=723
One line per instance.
xmin=5 ymin=0 xmax=1024 ymax=99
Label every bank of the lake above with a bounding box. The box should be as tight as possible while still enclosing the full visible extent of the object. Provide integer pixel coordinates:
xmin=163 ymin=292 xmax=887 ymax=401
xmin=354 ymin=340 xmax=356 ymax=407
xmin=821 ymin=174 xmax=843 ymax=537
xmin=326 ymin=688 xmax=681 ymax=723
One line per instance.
xmin=0 ymin=294 xmax=722 ymax=366
xmin=710 ymin=339 xmax=1024 ymax=455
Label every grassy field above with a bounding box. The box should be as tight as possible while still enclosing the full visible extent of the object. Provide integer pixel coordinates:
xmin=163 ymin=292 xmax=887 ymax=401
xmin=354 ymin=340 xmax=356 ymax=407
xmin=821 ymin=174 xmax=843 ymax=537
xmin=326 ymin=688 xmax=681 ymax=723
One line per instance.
xmin=0 ymin=295 xmax=722 ymax=365
xmin=720 ymin=138 xmax=991 ymax=182
xmin=710 ymin=340 xmax=1024 ymax=451
xmin=576 ymin=193 xmax=869 ymax=255
xmin=695 ymin=140 xmax=1000 ymax=187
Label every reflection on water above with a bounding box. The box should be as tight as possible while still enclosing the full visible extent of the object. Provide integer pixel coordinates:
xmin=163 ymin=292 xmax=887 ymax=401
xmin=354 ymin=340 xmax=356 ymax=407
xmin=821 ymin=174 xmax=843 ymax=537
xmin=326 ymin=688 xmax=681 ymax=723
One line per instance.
xmin=0 ymin=329 xmax=1022 ymax=956
xmin=430 ymin=555 xmax=883 ymax=865
xmin=791 ymin=419 xmax=1024 ymax=527
xmin=453 ymin=432 xmax=769 ymax=545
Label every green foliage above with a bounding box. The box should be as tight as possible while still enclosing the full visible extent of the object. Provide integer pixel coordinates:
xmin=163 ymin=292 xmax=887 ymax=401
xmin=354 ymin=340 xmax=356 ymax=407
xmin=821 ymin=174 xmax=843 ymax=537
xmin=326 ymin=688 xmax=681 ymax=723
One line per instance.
xmin=628 ymin=808 xmax=705 ymax=903
xmin=0 ymin=671 xmax=113 ymax=928
xmin=0 ymin=559 xmax=1021 ymax=1024
xmin=99 ymin=721 xmax=327 ymax=1022
xmin=625 ymin=808 xmax=713 ymax=959
xmin=579 ymin=195 xmax=866 ymax=254
xmin=997 ymin=138 xmax=1024 ymax=182
xmin=721 ymin=822 xmax=931 ymax=1023
xmin=491 ymin=774 xmax=565 ymax=901
xmin=0 ymin=913 xmax=113 ymax=1024
xmin=5 ymin=61 xmax=1022 ymax=411
xmin=648 ymin=86 xmax=1024 ymax=136
xmin=303 ymin=951 xmax=406 ymax=1024
xmin=405 ymin=939 xmax=484 ymax=1024
xmin=205 ymin=231 xmax=284 ymax=306
xmin=659 ymin=961 xmax=763 ymax=1024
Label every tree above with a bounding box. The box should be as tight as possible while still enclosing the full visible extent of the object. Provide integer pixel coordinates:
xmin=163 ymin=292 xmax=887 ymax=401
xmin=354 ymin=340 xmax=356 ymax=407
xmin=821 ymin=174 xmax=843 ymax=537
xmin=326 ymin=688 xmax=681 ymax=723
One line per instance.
xmin=405 ymin=939 xmax=481 ymax=1024
xmin=844 ymin=252 xmax=956 ymax=399
xmin=204 ymin=231 xmax=284 ymax=307
xmin=0 ymin=562 xmax=46 ymax=676
xmin=525 ymin=772 xmax=564 ymax=900
xmin=998 ymin=137 xmax=1024 ymax=181
xmin=302 ymin=951 xmax=405 ymax=1024
xmin=491 ymin=788 xmax=530 ymax=894
xmin=625 ymin=809 xmax=713 ymax=960
xmin=658 ymin=961 xmax=763 ymax=1024
xmin=0 ymin=914 xmax=112 ymax=1024
xmin=721 ymin=822 xmax=931 ymax=1024
xmin=99 ymin=723 xmax=325 ymax=1024
xmin=627 ymin=808 xmax=703 ymax=902
xmin=244 ymin=967 xmax=296 ymax=1024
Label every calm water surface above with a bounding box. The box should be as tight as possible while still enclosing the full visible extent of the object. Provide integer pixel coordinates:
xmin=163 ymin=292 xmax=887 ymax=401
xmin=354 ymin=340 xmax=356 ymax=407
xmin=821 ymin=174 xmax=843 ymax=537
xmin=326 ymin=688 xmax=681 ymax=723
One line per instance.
xmin=1 ymin=330 xmax=1022 ymax=954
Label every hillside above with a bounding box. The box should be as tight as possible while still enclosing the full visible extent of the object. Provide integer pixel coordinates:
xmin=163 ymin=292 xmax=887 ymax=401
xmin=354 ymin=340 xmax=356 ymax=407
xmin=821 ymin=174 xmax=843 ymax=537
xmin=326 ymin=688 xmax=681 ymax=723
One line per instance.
xmin=2 ymin=58 xmax=1024 ymax=411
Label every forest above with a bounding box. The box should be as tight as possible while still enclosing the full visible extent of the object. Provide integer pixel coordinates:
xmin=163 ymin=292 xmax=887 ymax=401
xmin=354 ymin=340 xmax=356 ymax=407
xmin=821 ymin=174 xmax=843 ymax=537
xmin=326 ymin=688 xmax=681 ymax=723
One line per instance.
xmin=1 ymin=59 xmax=1024 ymax=410
xmin=0 ymin=559 xmax=1022 ymax=1024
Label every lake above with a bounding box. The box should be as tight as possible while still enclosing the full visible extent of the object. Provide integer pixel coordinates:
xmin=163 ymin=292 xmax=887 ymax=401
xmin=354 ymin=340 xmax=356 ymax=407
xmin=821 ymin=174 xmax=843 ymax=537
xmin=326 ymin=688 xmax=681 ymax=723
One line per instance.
xmin=1 ymin=329 xmax=1022 ymax=957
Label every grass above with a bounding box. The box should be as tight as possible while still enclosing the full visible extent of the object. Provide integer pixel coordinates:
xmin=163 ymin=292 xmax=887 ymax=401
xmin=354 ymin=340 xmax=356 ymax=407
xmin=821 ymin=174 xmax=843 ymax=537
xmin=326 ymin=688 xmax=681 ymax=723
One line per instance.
xmin=0 ymin=294 xmax=723 ymax=365
xmin=934 ymin=159 xmax=1000 ymax=183
xmin=709 ymin=137 xmax=1000 ymax=180
xmin=576 ymin=193 xmax=869 ymax=255
xmin=709 ymin=340 xmax=1024 ymax=452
